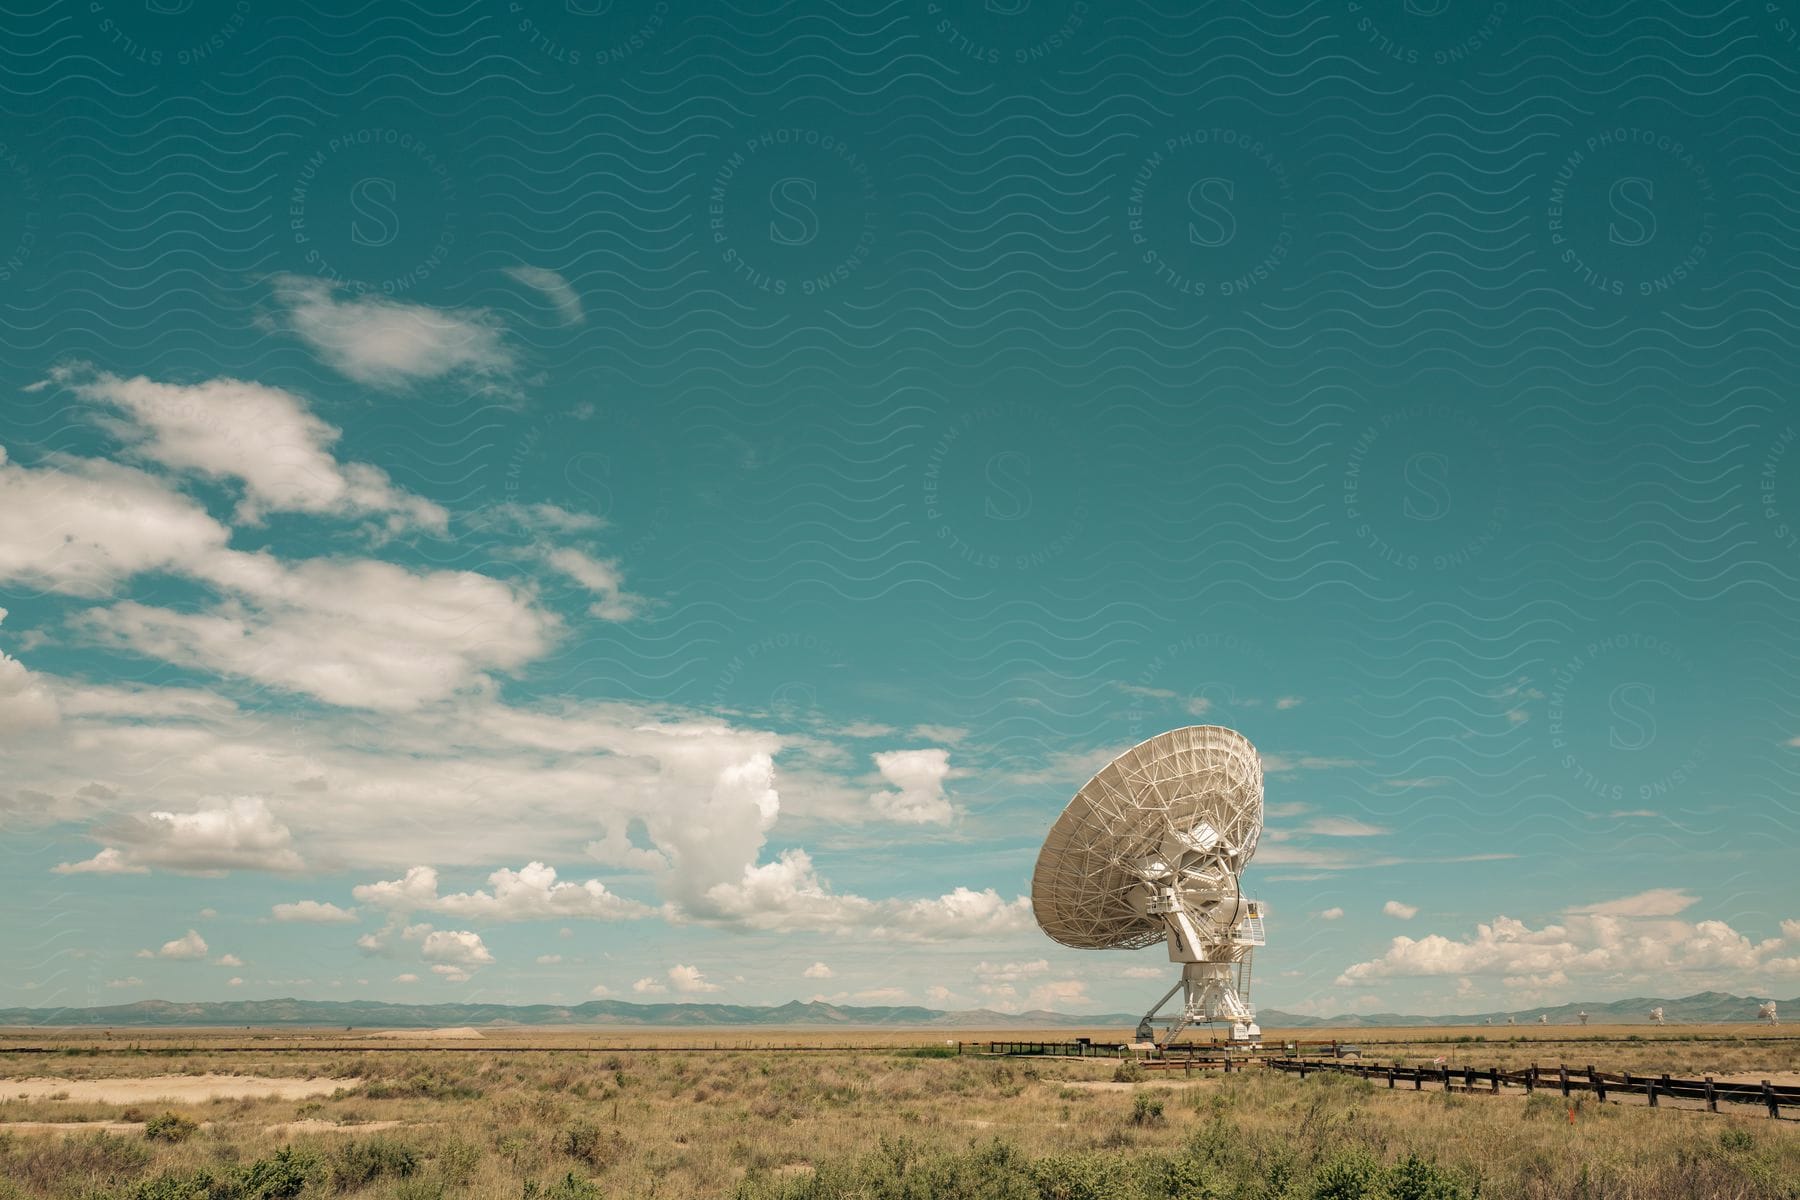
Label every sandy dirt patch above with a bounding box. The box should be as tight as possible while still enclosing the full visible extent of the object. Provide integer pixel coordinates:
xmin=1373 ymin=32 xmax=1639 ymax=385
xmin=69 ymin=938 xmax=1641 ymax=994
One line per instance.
xmin=1057 ymin=1079 xmax=1210 ymax=1092
xmin=3 ymin=1075 xmax=355 ymax=1103
xmin=0 ymin=1121 xmax=147 ymax=1134
xmin=266 ymin=1118 xmax=407 ymax=1134
xmin=362 ymin=1027 xmax=484 ymax=1040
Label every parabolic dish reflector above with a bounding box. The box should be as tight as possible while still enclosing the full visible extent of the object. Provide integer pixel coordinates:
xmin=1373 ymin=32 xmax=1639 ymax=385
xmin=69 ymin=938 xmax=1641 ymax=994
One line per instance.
xmin=1032 ymin=725 xmax=1264 ymax=951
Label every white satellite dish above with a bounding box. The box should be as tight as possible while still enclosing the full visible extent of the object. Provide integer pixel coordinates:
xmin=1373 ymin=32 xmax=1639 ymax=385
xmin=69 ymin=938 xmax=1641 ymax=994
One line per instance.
xmin=1649 ymin=1006 xmax=1665 ymax=1025
xmin=1538 ymin=1014 xmax=1548 ymax=1025
xmin=1577 ymin=1010 xmax=1589 ymax=1026
xmin=1758 ymin=1000 xmax=1779 ymax=1025
xmin=1032 ymin=725 xmax=1267 ymax=1046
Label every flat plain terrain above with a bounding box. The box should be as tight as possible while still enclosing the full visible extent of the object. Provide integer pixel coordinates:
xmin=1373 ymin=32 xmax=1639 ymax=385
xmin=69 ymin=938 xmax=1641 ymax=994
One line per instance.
xmin=0 ymin=1026 xmax=1794 ymax=1199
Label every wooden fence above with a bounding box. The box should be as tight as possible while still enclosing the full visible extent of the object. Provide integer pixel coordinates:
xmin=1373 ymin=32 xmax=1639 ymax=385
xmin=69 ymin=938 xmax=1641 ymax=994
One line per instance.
xmin=984 ymin=1041 xmax=1126 ymax=1057
xmin=1266 ymin=1057 xmax=1796 ymax=1118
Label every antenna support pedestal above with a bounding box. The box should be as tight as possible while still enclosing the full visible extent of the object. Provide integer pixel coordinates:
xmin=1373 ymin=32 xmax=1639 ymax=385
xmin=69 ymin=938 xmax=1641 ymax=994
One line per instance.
xmin=1136 ymin=960 xmax=1261 ymax=1048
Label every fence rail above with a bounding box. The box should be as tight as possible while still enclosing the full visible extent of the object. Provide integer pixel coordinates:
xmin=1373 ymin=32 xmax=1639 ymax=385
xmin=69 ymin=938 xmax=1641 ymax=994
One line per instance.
xmin=1266 ymin=1057 xmax=1797 ymax=1118
xmin=983 ymin=1041 xmax=1126 ymax=1057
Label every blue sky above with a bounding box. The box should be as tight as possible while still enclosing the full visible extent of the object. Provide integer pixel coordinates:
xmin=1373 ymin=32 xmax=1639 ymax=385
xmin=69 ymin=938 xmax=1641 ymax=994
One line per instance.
xmin=2 ymin=1 xmax=1798 ymax=1021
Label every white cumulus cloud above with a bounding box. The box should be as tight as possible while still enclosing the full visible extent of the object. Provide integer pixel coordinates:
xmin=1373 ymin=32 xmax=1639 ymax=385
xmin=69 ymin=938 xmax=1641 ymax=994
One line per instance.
xmin=1335 ymin=892 xmax=1798 ymax=994
xmin=0 ymin=630 xmax=59 ymax=738
xmin=0 ymin=451 xmax=230 ymax=597
xmin=52 ymin=847 xmax=146 ymax=876
xmin=418 ymin=930 xmax=493 ymax=968
xmin=151 ymin=929 xmax=209 ymax=960
xmin=273 ymin=276 xmax=514 ymax=389
xmin=667 ymin=964 xmax=720 ymax=994
xmin=868 ymin=748 xmax=953 ymax=825
xmin=272 ymin=901 xmax=359 ymax=924
xmin=56 ymin=366 xmax=446 ymax=531
xmin=86 ymin=797 xmax=304 ymax=875
xmin=505 ymin=266 xmax=585 ymax=325
xmin=80 ymin=554 xmax=555 ymax=712
xmin=353 ymin=861 xmax=649 ymax=923
xmin=541 ymin=547 xmax=641 ymax=622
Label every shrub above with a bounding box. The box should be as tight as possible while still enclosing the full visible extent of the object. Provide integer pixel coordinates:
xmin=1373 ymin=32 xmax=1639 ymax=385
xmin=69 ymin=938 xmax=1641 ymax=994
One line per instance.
xmin=1521 ymin=1092 xmax=1573 ymax=1121
xmin=144 ymin=1112 xmax=199 ymax=1142
xmin=361 ymin=1071 xmax=482 ymax=1101
xmin=0 ymin=1129 xmax=153 ymax=1191
xmin=1383 ymin=1154 xmax=1474 ymax=1200
xmin=437 ymin=1136 xmax=484 ymax=1185
xmin=1309 ymin=1149 xmax=1381 ymax=1200
xmin=906 ymin=1139 xmax=1037 ymax=1200
xmin=327 ymin=1136 xmax=419 ymax=1191
xmin=1130 ymin=1094 xmax=1166 ymax=1127
xmin=239 ymin=1148 xmax=313 ymax=1200
xmin=558 ymin=1121 xmax=626 ymax=1170
xmin=1112 ymin=1059 xmax=1145 ymax=1083
xmin=526 ymin=1171 xmax=605 ymax=1200
xmin=1154 ymin=1155 xmax=1217 ymax=1200
xmin=1030 ymin=1152 xmax=1129 ymax=1200
xmin=125 ymin=1172 xmax=220 ymax=1200
xmin=390 ymin=1181 xmax=447 ymax=1200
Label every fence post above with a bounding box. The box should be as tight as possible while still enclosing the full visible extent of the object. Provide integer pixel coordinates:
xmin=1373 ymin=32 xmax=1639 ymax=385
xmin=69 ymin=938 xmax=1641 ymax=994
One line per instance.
xmin=1443 ymin=1065 xmax=1451 ymax=1090
xmin=1525 ymin=1063 xmax=1535 ymax=1094
xmin=1590 ymin=1066 xmax=1604 ymax=1103
xmin=1559 ymin=1065 xmax=1569 ymax=1098
xmin=1765 ymin=1081 xmax=1779 ymax=1119
xmin=1648 ymin=1077 xmax=1657 ymax=1108
xmin=1414 ymin=1068 xmax=1421 ymax=1091
xmin=1388 ymin=1066 xmax=1395 ymax=1089
xmin=1705 ymin=1077 xmax=1716 ymax=1112
xmin=1490 ymin=1067 xmax=1499 ymax=1094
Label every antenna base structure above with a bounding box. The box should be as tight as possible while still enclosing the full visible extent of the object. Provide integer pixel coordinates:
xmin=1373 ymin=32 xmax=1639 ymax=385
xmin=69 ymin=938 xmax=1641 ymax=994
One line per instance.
xmin=1032 ymin=726 xmax=1269 ymax=1053
xmin=1135 ymin=959 xmax=1263 ymax=1046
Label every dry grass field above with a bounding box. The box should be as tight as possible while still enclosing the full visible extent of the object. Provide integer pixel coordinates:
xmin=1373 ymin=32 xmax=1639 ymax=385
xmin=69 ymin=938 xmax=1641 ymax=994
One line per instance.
xmin=0 ymin=1027 xmax=1793 ymax=1199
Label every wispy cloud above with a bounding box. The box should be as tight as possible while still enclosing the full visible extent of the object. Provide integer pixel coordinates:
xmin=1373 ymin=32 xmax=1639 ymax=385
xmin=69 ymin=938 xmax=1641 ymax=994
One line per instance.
xmin=272 ymin=276 xmax=514 ymax=389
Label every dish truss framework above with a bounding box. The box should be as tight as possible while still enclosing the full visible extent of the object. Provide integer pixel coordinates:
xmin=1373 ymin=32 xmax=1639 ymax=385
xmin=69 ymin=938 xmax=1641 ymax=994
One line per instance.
xmin=1032 ymin=725 xmax=1269 ymax=1046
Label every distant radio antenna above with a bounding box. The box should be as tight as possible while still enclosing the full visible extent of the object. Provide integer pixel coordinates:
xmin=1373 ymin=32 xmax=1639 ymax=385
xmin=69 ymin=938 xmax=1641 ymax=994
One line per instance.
xmin=1032 ymin=725 xmax=1267 ymax=1047
xmin=1506 ymin=1015 xmax=1516 ymax=1026
xmin=1538 ymin=1014 xmax=1548 ymax=1025
xmin=1577 ymin=1010 xmax=1589 ymax=1026
xmin=1758 ymin=1000 xmax=1779 ymax=1026
xmin=1649 ymin=1006 xmax=1665 ymax=1025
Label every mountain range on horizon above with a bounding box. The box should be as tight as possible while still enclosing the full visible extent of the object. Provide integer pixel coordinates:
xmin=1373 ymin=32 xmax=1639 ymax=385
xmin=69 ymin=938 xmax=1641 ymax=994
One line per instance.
xmin=1 ymin=991 xmax=1789 ymax=1031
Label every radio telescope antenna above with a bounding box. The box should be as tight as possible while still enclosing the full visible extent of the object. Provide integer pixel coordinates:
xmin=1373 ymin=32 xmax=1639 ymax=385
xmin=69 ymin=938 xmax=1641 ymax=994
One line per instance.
xmin=1031 ymin=725 xmax=1267 ymax=1047
xmin=1758 ymin=1000 xmax=1779 ymax=1026
xmin=1649 ymin=1006 xmax=1664 ymax=1025
xmin=1538 ymin=1013 xmax=1549 ymax=1025
xmin=1577 ymin=1010 xmax=1589 ymax=1026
